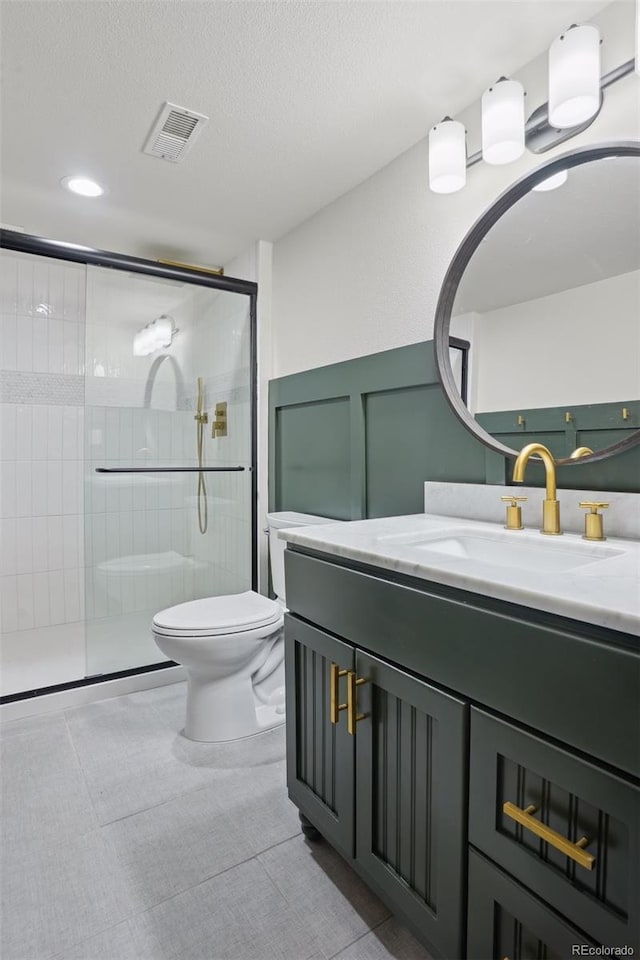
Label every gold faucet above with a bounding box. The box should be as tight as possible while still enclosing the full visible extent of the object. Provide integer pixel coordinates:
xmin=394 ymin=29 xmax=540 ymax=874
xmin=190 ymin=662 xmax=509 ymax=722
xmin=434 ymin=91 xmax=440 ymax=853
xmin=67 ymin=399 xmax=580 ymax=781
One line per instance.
xmin=512 ymin=442 xmax=562 ymax=536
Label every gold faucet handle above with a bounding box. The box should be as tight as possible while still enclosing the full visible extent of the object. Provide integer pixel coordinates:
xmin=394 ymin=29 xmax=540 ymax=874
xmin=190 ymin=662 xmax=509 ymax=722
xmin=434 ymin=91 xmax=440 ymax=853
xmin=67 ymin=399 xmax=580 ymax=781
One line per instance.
xmin=501 ymin=495 xmax=528 ymax=531
xmin=578 ymin=502 xmax=609 ymax=542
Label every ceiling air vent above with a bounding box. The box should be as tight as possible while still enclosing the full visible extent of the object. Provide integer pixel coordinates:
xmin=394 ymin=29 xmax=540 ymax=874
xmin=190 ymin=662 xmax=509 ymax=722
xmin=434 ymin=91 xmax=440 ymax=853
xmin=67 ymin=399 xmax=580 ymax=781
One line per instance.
xmin=143 ymin=102 xmax=209 ymax=163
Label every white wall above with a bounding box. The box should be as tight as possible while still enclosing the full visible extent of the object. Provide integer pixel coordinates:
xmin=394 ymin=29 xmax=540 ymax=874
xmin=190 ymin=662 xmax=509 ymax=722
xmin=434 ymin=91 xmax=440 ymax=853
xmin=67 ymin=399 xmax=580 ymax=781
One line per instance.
xmin=271 ymin=1 xmax=639 ymax=379
xmin=463 ymin=269 xmax=640 ymax=412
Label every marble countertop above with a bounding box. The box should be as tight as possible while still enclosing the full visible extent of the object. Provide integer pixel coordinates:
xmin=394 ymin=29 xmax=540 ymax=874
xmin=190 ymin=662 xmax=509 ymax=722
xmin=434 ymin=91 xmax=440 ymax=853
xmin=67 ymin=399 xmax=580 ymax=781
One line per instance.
xmin=280 ymin=514 xmax=640 ymax=638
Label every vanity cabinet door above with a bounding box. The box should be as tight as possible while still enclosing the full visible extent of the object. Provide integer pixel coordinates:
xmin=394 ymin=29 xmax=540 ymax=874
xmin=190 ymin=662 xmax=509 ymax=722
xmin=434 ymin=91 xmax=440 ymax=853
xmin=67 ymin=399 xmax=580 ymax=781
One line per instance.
xmin=284 ymin=614 xmax=355 ymax=859
xmin=354 ymin=650 xmax=467 ymax=960
xmin=469 ymin=708 xmax=639 ymax=950
xmin=467 ymin=848 xmax=596 ymax=960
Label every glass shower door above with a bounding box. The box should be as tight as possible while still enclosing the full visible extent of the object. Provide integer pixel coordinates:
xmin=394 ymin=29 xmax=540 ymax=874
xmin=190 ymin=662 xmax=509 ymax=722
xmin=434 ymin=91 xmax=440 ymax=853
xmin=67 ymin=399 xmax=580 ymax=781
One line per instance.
xmin=84 ymin=265 xmax=253 ymax=678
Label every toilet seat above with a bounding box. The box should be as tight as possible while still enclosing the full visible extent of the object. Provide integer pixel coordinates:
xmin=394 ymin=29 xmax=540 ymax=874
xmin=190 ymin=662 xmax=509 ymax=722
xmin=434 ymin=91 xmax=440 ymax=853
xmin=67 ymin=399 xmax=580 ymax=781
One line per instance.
xmin=152 ymin=590 xmax=282 ymax=639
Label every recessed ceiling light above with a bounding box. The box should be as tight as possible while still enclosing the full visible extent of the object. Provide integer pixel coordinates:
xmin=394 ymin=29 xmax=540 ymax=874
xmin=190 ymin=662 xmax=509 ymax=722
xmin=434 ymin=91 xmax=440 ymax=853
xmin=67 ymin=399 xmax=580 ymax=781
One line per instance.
xmin=61 ymin=176 xmax=104 ymax=197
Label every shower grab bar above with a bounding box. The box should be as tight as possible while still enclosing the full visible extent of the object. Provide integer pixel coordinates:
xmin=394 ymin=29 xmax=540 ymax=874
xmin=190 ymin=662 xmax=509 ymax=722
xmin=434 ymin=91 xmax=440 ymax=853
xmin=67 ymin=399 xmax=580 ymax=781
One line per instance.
xmin=95 ymin=466 xmax=246 ymax=474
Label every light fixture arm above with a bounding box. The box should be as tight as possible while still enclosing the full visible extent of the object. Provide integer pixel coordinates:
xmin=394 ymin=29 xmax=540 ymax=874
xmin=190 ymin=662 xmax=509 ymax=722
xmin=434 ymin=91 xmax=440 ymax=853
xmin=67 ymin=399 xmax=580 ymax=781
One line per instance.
xmin=466 ymin=56 xmax=635 ymax=168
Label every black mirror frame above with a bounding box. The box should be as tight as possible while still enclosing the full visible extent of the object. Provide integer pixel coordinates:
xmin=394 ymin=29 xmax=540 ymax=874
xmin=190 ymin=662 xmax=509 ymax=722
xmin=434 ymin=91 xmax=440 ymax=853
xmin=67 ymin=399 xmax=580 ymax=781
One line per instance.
xmin=433 ymin=140 xmax=640 ymax=465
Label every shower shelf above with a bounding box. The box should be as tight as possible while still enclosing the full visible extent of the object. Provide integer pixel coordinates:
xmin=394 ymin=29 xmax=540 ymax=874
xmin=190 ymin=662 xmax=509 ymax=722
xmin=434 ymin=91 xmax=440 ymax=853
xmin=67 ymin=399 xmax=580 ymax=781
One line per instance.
xmin=95 ymin=466 xmax=246 ymax=473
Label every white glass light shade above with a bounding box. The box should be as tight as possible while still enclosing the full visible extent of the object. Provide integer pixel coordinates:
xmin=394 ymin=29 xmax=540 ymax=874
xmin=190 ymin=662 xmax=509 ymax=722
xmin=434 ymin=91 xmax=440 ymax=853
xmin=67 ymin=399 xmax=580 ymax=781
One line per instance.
xmin=429 ymin=119 xmax=466 ymax=194
xmin=481 ymin=79 xmax=525 ymax=165
xmin=532 ymin=169 xmax=568 ymax=192
xmin=155 ymin=315 xmax=173 ymax=347
xmin=548 ymin=25 xmax=601 ymax=129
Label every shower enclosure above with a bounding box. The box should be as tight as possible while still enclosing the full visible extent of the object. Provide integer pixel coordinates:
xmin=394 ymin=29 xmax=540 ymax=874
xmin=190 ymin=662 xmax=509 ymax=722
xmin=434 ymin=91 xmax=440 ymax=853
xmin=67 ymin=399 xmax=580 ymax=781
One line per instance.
xmin=0 ymin=232 xmax=257 ymax=700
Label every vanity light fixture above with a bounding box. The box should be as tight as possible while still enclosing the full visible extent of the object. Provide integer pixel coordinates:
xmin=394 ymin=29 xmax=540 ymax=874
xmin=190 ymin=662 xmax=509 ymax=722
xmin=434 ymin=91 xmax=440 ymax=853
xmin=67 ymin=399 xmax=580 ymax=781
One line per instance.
xmin=133 ymin=314 xmax=176 ymax=356
xmin=60 ymin=176 xmax=104 ymax=198
xmin=548 ymin=24 xmax=601 ymax=129
xmin=430 ymin=20 xmax=636 ymax=194
xmin=481 ymin=78 xmax=525 ymax=165
xmin=428 ymin=118 xmax=466 ymax=194
xmin=532 ymin=169 xmax=568 ymax=191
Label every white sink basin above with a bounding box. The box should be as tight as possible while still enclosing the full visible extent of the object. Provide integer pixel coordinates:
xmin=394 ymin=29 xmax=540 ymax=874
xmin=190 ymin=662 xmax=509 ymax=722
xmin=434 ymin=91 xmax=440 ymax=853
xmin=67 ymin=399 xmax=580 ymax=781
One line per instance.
xmin=376 ymin=527 xmax=625 ymax=574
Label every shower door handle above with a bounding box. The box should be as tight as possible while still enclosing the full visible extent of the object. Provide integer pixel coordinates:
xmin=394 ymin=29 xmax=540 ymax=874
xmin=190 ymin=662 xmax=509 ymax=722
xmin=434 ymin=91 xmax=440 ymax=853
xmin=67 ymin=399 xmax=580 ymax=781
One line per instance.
xmin=95 ymin=466 xmax=245 ymax=473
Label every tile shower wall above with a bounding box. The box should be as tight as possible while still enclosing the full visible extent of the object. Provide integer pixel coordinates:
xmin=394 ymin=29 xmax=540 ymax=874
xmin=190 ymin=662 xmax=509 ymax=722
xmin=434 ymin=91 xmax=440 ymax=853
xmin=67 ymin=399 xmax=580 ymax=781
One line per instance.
xmin=0 ymin=251 xmax=86 ymax=693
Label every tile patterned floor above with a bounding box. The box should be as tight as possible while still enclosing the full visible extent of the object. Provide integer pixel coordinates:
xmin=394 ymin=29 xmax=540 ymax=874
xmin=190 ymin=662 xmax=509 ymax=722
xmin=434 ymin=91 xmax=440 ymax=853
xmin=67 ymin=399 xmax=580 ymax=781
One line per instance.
xmin=0 ymin=682 xmax=432 ymax=960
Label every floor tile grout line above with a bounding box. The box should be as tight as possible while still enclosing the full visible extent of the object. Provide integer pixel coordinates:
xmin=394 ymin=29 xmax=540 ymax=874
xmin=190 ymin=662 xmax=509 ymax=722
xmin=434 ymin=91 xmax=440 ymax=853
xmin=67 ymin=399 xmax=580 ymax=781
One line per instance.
xmin=62 ymin=712 xmax=102 ymax=826
xmin=325 ymin=916 xmax=392 ymax=960
xmin=110 ymin=831 xmax=304 ymax=931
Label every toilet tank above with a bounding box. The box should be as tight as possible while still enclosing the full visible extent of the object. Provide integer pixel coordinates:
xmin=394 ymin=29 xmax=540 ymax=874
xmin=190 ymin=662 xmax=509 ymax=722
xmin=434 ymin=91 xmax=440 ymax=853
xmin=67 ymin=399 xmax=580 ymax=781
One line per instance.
xmin=267 ymin=512 xmax=339 ymax=603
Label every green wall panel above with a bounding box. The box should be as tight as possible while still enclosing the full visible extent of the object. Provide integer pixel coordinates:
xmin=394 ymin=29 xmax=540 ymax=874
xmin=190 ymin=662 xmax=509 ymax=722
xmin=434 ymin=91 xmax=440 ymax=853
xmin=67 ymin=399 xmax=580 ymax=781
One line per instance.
xmin=365 ymin=385 xmax=431 ymax=517
xmin=269 ymin=341 xmax=639 ymax=520
xmin=275 ymin=397 xmax=351 ymax=519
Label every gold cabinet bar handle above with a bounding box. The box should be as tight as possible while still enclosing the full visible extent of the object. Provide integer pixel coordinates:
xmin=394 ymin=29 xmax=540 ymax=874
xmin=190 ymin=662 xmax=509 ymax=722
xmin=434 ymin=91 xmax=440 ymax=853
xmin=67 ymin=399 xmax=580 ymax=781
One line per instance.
xmin=329 ymin=663 xmax=348 ymax=725
xmin=347 ymin=671 xmax=368 ymax=735
xmin=502 ymin=801 xmax=595 ymax=871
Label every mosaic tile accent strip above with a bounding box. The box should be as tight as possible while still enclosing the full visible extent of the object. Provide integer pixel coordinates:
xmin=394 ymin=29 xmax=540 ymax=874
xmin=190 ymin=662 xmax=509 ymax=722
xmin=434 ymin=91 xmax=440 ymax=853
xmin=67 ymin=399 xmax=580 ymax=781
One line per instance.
xmin=0 ymin=371 xmax=84 ymax=406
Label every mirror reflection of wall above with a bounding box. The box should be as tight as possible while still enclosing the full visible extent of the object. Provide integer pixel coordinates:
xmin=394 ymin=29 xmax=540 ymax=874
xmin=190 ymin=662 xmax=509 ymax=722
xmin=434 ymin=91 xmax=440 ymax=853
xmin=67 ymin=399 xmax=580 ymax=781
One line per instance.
xmin=450 ymin=155 xmax=640 ymax=418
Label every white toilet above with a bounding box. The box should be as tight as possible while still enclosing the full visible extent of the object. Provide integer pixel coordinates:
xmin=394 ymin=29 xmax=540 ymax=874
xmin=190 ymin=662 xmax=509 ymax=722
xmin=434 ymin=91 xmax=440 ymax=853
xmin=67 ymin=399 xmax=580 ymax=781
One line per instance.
xmin=152 ymin=511 xmax=337 ymax=742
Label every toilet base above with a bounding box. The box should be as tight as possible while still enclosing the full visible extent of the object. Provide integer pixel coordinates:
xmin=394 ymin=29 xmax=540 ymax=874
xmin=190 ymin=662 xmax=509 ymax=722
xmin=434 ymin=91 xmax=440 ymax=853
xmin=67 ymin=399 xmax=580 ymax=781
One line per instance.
xmin=183 ymin=670 xmax=285 ymax=743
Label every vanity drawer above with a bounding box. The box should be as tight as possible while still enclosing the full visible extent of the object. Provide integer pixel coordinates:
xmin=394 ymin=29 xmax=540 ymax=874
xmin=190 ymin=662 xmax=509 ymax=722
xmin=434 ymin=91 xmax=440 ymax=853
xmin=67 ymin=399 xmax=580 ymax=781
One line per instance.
xmin=469 ymin=708 xmax=639 ymax=949
xmin=467 ymin=848 xmax=596 ymax=959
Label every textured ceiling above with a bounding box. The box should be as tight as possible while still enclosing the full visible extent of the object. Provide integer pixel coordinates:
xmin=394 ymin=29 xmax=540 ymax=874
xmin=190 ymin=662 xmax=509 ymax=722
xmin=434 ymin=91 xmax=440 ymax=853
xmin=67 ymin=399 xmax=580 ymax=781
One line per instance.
xmin=0 ymin=0 xmax=614 ymax=266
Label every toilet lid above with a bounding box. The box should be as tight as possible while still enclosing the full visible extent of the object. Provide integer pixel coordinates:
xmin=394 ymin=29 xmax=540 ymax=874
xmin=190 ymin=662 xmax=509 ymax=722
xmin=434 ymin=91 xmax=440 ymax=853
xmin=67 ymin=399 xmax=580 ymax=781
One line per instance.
xmin=152 ymin=591 xmax=282 ymax=637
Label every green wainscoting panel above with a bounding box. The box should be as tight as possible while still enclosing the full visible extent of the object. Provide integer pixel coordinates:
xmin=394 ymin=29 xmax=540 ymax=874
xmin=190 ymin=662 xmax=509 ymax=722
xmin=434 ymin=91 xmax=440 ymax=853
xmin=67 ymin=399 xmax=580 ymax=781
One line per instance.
xmin=274 ymin=397 xmax=351 ymax=519
xmin=269 ymin=343 xmax=639 ymax=519
xmin=270 ymin=342 xmax=487 ymax=520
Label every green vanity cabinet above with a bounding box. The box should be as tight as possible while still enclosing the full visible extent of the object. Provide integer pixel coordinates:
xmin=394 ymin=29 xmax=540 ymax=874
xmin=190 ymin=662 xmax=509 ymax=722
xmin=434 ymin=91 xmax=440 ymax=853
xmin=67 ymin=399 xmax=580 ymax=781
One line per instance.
xmin=467 ymin=849 xmax=597 ymax=959
xmin=283 ymin=544 xmax=639 ymax=959
xmin=285 ymin=616 xmax=468 ymax=959
xmin=284 ymin=615 xmax=355 ymax=859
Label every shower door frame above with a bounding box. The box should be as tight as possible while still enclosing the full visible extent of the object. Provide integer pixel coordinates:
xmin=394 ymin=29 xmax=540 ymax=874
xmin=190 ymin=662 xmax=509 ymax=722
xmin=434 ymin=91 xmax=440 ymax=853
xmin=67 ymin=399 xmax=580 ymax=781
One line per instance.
xmin=0 ymin=228 xmax=258 ymax=702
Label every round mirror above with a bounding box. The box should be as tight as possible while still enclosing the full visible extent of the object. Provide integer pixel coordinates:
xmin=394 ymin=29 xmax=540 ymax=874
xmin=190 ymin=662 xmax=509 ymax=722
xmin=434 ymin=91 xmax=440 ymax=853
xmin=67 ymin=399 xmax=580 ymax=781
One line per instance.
xmin=434 ymin=141 xmax=640 ymax=464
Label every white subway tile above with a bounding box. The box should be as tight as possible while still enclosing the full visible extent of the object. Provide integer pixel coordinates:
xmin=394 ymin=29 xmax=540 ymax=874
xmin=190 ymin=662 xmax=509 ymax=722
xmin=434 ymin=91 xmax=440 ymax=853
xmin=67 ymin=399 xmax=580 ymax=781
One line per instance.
xmin=16 ymin=316 xmax=33 ymax=371
xmin=1 ymin=404 xmax=17 ymax=460
xmin=0 ymin=460 xmax=16 ymax=517
xmin=33 ymin=260 xmax=49 ymax=315
xmin=91 ymin=567 xmax=108 ymax=619
xmin=47 ymin=405 xmax=63 ymax=460
xmin=1 ymin=576 xmax=18 ymax=632
xmin=48 ymin=263 xmax=65 ymax=320
xmin=62 ymin=515 xmax=80 ymax=569
xmin=31 ymin=461 xmax=47 ymax=517
xmin=62 ymin=459 xmax=80 ymax=514
xmin=32 ymin=571 xmax=51 ymax=627
xmin=32 ymin=516 xmax=49 ymax=572
xmin=0 ymin=518 xmax=16 ymax=575
xmin=90 ymin=513 xmax=106 ymax=565
xmin=105 ymin=511 xmax=120 ymax=562
xmin=62 ymin=406 xmax=78 ymax=460
xmin=63 ymin=265 xmax=82 ymax=322
xmin=32 ymin=315 xmax=48 ymax=372
xmin=48 ymin=318 xmax=64 ymax=373
xmin=31 ymin=404 xmax=48 ymax=460
xmin=15 ymin=404 xmax=33 ymax=461
xmin=48 ymin=570 xmax=65 ymax=624
xmin=15 ymin=518 xmax=33 ymax=575
xmin=63 ymin=568 xmax=81 ymax=623
xmin=16 ymin=258 xmax=33 ymax=316
xmin=0 ymin=254 xmax=18 ymax=314
xmin=15 ymin=461 xmax=32 ymax=517
xmin=63 ymin=320 xmax=80 ymax=376
xmin=47 ymin=515 xmax=64 ymax=570
xmin=46 ymin=460 xmax=62 ymax=515
xmin=105 ymin=408 xmax=120 ymax=460
xmin=16 ymin=573 xmax=34 ymax=630
xmin=1 ymin=315 xmax=17 ymax=370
